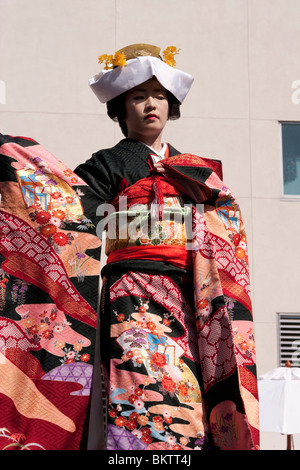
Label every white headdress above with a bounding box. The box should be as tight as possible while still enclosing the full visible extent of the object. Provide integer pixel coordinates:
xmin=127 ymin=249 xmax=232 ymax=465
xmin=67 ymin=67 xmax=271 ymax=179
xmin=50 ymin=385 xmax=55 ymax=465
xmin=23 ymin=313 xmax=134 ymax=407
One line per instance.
xmin=89 ymin=44 xmax=194 ymax=105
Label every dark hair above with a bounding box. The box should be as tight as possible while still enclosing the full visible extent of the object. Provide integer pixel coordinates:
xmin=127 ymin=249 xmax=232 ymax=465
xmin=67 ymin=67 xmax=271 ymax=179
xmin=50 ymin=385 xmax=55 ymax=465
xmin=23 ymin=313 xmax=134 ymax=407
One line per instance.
xmin=106 ymin=88 xmax=181 ymax=137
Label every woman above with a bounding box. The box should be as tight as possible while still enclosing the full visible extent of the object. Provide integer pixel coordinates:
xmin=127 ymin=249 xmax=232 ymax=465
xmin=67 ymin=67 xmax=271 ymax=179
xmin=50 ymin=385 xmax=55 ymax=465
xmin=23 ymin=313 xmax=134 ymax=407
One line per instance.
xmin=75 ymin=44 xmax=259 ymax=450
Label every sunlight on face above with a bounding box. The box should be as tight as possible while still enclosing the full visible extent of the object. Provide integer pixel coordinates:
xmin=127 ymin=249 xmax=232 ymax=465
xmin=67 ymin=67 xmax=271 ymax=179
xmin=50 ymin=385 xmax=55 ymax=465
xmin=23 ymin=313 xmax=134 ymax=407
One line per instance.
xmin=124 ymin=78 xmax=169 ymax=143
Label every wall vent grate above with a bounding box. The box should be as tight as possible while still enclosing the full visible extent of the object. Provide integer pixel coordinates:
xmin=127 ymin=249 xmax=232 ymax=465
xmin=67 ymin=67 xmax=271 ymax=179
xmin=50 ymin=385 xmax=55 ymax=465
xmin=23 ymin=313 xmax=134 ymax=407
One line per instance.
xmin=278 ymin=313 xmax=300 ymax=367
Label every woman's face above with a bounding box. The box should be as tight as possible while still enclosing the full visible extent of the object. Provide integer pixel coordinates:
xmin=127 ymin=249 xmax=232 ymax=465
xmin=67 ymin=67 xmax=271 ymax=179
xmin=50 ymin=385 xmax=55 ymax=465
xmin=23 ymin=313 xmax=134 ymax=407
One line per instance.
xmin=124 ymin=78 xmax=169 ymax=142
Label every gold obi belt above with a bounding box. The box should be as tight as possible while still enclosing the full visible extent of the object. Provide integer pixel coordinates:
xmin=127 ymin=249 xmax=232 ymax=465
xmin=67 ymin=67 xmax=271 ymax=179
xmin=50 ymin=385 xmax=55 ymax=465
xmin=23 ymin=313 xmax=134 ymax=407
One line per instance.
xmin=102 ymin=176 xmax=193 ymax=270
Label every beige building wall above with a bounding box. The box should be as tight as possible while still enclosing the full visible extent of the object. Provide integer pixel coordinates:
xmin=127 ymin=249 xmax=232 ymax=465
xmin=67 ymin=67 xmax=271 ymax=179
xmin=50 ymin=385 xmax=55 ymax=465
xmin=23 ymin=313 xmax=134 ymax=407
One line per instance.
xmin=1 ymin=0 xmax=300 ymax=450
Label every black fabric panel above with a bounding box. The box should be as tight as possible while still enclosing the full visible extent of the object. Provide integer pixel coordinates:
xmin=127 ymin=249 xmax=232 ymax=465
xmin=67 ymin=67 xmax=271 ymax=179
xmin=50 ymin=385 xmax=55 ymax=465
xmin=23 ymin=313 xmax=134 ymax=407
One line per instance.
xmin=0 ymin=154 xmax=19 ymax=183
xmin=74 ymin=138 xmax=181 ymax=201
xmin=0 ymin=133 xmax=39 ymax=148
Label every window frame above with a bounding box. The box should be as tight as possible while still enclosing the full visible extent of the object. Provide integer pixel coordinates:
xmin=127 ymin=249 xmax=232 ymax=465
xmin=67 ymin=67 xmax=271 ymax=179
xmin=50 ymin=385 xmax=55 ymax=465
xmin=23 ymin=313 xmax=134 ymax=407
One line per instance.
xmin=280 ymin=121 xmax=300 ymax=200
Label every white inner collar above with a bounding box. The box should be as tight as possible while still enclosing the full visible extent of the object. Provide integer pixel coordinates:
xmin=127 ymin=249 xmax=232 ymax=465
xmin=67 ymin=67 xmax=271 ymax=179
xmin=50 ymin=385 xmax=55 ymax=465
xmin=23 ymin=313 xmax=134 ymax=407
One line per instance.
xmin=142 ymin=142 xmax=167 ymax=162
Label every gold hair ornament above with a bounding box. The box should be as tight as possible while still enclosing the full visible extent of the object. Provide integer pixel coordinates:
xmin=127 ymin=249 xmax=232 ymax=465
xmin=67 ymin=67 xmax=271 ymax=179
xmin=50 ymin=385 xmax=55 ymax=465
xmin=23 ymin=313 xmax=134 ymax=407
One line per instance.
xmin=97 ymin=45 xmax=181 ymax=69
xmin=98 ymin=51 xmax=127 ymax=70
xmin=162 ymin=46 xmax=181 ymax=67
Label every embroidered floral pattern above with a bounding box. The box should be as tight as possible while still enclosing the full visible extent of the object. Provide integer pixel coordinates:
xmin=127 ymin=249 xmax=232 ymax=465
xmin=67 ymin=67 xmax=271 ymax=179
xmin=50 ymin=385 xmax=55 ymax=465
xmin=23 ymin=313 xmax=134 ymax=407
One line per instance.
xmin=0 ymin=428 xmax=46 ymax=450
xmin=108 ymin=297 xmax=210 ymax=450
xmin=15 ymin=159 xmax=95 ymax=254
xmin=209 ymin=402 xmax=249 ymax=450
xmin=15 ymin=303 xmax=91 ymax=363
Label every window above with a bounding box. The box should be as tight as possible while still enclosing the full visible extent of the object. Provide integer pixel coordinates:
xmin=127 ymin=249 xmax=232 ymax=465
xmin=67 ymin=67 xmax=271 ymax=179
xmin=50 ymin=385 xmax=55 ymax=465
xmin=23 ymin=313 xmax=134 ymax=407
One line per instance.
xmin=281 ymin=123 xmax=300 ymax=197
xmin=277 ymin=313 xmax=300 ymax=366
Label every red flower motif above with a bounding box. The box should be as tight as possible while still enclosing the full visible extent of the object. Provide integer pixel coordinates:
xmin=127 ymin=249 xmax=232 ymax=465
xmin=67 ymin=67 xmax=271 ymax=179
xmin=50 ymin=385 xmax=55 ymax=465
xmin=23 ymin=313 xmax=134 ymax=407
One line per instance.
xmin=137 ymin=416 xmax=149 ymax=426
xmin=161 ymin=375 xmax=177 ymax=393
xmin=53 ymin=232 xmax=69 ymax=246
xmin=142 ymin=435 xmax=152 ymax=444
xmin=52 ymin=209 xmax=66 ymax=220
xmin=65 ymin=358 xmax=75 ymax=364
xmin=35 ymin=210 xmax=51 ymax=224
xmin=135 ymin=387 xmax=143 ymax=396
xmin=109 ymin=409 xmax=118 ymax=418
xmin=140 ymin=426 xmax=151 ymax=435
xmin=129 ymin=412 xmax=139 ymax=421
xmin=126 ymin=419 xmax=138 ymax=430
xmin=178 ymin=383 xmax=189 ymax=397
xmin=10 ymin=433 xmax=26 ymax=443
xmin=151 ymin=352 xmax=167 ymax=368
xmin=50 ymin=310 xmax=57 ymax=321
xmin=52 ymin=192 xmax=62 ymax=199
xmin=80 ymin=353 xmax=90 ymax=362
xmin=198 ymin=299 xmax=209 ymax=310
xmin=115 ymin=416 xmax=127 ymax=427
xmin=135 ymin=356 xmax=143 ymax=365
xmin=29 ymin=325 xmax=38 ymax=335
xmin=42 ymin=329 xmax=52 ymax=339
xmin=232 ymin=233 xmax=241 ymax=246
xmin=153 ymin=415 xmax=163 ymax=423
xmin=146 ymin=321 xmax=157 ymax=331
xmin=40 ymin=224 xmax=57 ymax=237
xmin=128 ymin=394 xmax=138 ymax=404
xmin=0 ymin=277 xmax=8 ymax=288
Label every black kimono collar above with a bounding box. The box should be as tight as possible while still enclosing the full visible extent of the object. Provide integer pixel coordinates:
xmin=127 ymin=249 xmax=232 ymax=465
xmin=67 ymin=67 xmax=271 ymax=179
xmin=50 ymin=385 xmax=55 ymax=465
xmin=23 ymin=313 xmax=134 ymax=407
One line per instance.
xmin=113 ymin=138 xmax=180 ymax=159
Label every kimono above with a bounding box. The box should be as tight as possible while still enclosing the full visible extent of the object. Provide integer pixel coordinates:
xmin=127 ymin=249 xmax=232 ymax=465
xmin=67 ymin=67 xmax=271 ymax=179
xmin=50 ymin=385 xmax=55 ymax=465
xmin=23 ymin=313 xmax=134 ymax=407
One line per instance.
xmin=74 ymin=138 xmax=260 ymax=450
xmin=0 ymin=134 xmax=100 ymax=450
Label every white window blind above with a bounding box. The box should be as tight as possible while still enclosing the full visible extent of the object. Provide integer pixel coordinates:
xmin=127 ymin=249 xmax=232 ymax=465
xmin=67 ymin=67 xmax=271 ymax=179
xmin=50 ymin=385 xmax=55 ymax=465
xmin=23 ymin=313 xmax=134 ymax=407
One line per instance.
xmin=278 ymin=313 xmax=300 ymax=367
